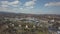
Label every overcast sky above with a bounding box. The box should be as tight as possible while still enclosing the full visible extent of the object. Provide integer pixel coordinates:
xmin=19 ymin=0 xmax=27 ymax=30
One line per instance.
xmin=0 ymin=0 xmax=60 ymax=14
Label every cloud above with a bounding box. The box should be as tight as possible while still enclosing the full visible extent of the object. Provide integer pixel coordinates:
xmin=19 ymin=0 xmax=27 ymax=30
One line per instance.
xmin=0 ymin=0 xmax=20 ymax=12
xmin=0 ymin=0 xmax=37 ymax=13
xmin=32 ymin=0 xmax=37 ymax=2
xmin=24 ymin=1 xmax=35 ymax=7
xmin=9 ymin=0 xmax=20 ymax=7
xmin=0 ymin=1 xmax=9 ymax=7
xmin=45 ymin=2 xmax=60 ymax=7
xmin=10 ymin=1 xmax=19 ymax=5
xmin=24 ymin=0 xmax=37 ymax=8
xmin=26 ymin=6 xmax=34 ymax=9
xmin=0 ymin=0 xmax=20 ymax=7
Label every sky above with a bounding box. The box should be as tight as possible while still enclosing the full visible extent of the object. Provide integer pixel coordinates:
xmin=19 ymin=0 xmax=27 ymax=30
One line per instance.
xmin=0 ymin=0 xmax=60 ymax=14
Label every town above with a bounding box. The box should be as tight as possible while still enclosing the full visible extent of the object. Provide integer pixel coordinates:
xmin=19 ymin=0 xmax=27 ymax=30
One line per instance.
xmin=0 ymin=13 xmax=60 ymax=34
